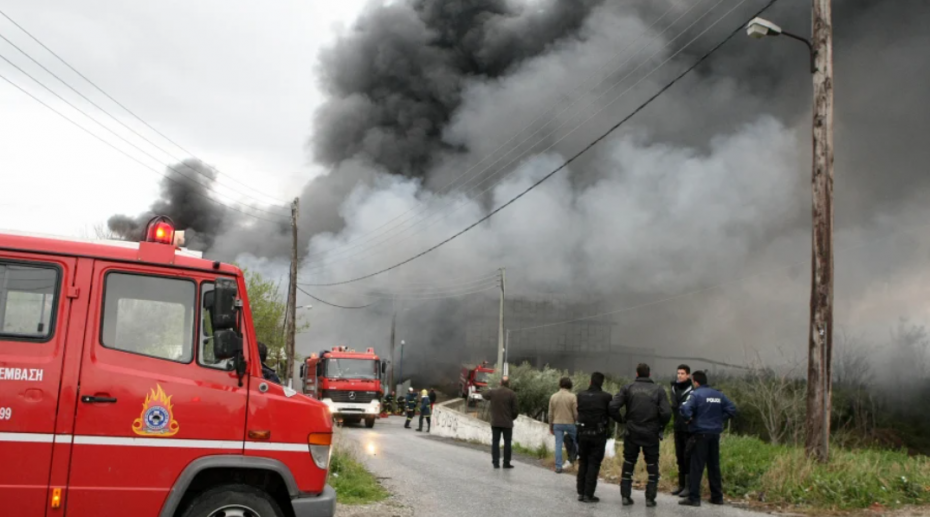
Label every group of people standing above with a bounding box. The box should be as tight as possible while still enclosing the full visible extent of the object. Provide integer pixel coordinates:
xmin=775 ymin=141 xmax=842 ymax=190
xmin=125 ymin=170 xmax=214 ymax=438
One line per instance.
xmin=543 ymin=364 xmax=737 ymax=507
xmin=399 ymin=387 xmax=437 ymax=432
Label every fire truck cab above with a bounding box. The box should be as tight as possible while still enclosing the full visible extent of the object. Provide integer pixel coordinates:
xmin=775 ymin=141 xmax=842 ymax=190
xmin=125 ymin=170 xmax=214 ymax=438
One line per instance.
xmin=0 ymin=217 xmax=335 ymax=517
xmin=301 ymin=347 xmax=384 ymax=428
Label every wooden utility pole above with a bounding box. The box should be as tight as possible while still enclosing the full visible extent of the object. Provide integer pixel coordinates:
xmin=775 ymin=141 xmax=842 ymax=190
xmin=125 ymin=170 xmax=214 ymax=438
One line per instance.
xmin=285 ymin=197 xmax=299 ymax=387
xmin=496 ymin=268 xmax=506 ymax=376
xmin=805 ymin=0 xmax=834 ymax=462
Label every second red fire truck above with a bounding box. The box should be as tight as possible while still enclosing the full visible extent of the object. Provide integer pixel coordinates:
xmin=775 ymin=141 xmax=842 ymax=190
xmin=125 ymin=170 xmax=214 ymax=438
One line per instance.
xmin=460 ymin=361 xmax=495 ymax=402
xmin=301 ymin=346 xmax=385 ymax=428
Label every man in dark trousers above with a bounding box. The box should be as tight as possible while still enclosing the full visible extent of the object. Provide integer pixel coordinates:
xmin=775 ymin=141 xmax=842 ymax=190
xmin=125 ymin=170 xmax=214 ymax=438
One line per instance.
xmin=428 ymin=388 xmax=437 ymax=412
xmin=404 ymin=387 xmax=418 ymax=429
xmin=679 ymin=371 xmax=737 ymax=507
xmin=482 ymin=376 xmax=518 ymax=469
xmin=417 ymin=389 xmax=432 ymax=432
xmin=670 ymin=364 xmax=693 ymax=497
xmin=575 ymin=372 xmax=612 ymax=504
xmin=258 ymin=342 xmax=281 ymax=384
xmin=609 ymin=363 xmax=672 ymax=507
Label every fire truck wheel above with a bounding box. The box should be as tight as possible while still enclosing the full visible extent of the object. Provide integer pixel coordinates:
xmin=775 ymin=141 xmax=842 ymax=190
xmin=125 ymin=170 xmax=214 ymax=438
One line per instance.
xmin=365 ymin=417 xmax=376 ymax=428
xmin=181 ymin=484 xmax=284 ymax=517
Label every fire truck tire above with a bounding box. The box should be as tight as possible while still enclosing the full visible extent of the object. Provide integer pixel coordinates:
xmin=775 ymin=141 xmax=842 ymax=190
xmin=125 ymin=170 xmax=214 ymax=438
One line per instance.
xmin=180 ymin=483 xmax=284 ymax=517
xmin=365 ymin=417 xmax=376 ymax=428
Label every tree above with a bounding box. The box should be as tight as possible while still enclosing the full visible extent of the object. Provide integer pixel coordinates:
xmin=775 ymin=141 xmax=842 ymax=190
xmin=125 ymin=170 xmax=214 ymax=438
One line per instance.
xmin=741 ymin=351 xmax=805 ymax=445
xmin=242 ymin=268 xmax=308 ymax=378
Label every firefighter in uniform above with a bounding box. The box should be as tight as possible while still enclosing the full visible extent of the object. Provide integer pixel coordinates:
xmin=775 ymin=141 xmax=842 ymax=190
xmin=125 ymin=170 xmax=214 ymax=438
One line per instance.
xmin=609 ymin=363 xmax=671 ymax=507
xmin=404 ymin=387 xmax=418 ymax=429
xmin=383 ymin=391 xmax=396 ymax=415
xmin=417 ymin=389 xmax=432 ymax=432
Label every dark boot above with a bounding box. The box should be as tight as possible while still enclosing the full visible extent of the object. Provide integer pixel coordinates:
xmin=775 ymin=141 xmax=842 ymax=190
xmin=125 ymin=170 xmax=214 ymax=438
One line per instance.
xmin=621 ymin=458 xmax=635 ymax=506
xmin=678 ymin=475 xmax=690 ymax=498
xmin=645 ymin=461 xmax=659 ymax=506
xmin=672 ymin=471 xmax=687 ymax=495
xmin=621 ymin=480 xmax=634 ymax=506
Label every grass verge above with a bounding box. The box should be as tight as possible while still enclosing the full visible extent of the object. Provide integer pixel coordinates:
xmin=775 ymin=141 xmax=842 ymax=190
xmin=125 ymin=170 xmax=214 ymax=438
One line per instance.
xmin=328 ymin=437 xmax=390 ymax=506
xmin=542 ymin=434 xmax=930 ymax=512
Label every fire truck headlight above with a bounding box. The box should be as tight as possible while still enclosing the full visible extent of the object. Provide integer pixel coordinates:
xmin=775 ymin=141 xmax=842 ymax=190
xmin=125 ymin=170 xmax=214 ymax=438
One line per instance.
xmin=322 ymin=398 xmax=335 ymax=412
xmin=308 ymin=433 xmax=333 ymax=471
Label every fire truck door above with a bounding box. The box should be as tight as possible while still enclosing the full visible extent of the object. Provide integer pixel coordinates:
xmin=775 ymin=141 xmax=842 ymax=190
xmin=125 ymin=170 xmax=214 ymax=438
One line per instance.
xmin=66 ymin=264 xmax=248 ymax=517
xmin=0 ymin=254 xmax=77 ymax=517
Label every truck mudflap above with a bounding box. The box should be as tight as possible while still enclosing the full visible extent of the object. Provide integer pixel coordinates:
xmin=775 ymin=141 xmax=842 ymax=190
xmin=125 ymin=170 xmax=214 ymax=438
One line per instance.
xmin=292 ymin=485 xmax=336 ymax=517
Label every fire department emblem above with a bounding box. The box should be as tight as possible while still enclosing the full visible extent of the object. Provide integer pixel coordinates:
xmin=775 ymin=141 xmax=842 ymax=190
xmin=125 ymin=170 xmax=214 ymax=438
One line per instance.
xmin=132 ymin=384 xmax=180 ymax=437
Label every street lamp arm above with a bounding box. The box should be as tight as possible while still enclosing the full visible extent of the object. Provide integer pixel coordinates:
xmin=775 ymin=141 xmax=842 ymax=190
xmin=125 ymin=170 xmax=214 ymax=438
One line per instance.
xmin=781 ymin=30 xmax=816 ymax=74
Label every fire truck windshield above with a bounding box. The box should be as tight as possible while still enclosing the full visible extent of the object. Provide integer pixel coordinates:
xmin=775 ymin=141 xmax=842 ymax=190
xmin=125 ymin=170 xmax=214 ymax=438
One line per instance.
xmin=475 ymin=370 xmax=491 ymax=384
xmin=325 ymin=358 xmax=378 ymax=380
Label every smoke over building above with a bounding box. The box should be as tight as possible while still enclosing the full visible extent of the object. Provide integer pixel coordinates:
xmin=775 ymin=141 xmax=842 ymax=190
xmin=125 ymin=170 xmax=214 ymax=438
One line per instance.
xmin=114 ymin=0 xmax=930 ymax=382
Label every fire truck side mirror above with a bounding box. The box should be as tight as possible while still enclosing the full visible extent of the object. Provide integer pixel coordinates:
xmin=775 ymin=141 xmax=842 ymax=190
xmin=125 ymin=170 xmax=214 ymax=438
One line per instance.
xmin=209 ymin=278 xmax=239 ymax=331
xmin=381 ymin=361 xmax=386 ymax=374
xmin=213 ymin=329 xmax=243 ymax=360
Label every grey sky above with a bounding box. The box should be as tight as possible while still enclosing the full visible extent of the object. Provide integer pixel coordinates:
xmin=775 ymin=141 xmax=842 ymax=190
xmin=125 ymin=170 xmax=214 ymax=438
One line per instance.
xmin=0 ymin=0 xmax=366 ymax=235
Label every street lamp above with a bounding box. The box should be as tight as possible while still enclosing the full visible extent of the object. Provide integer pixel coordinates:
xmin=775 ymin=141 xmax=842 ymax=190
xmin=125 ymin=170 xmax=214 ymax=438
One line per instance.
xmin=746 ymin=17 xmax=816 ymax=74
xmin=398 ymin=340 xmax=405 ymax=386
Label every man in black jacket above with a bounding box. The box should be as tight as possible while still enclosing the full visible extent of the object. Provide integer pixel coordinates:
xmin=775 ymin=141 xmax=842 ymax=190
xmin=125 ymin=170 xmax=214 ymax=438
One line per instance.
xmin=670 ymin=364 xmax=693 ymax=497
xmin=575 ymin=371 xmax=613 ymax=504
xmin=609 ymin=363 xmax=672 ymax=507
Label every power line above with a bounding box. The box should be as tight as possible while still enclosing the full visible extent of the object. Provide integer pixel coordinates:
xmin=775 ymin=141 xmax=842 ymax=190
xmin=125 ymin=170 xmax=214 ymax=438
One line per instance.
xmin=301 ymin=0 xmax=729 ymax=271
xmin=302 ymin=270 xmax=500 ymax=294
xmin=296 ymin=286 xmax=376 ymax=309
xmin=300 ymin=0 xmax=776 ymax=287
xmin=0 ymin=50 xmax=289 ymax=221
xmin=0 ymin=29 xmax=289 ymax=211
xmin=0 ymin=8 xmax=286 ymax=205
xmin=334 ymin=281 xmax=501 ymax=300
xmin=0 ymin=69 xmax=285 ymax=224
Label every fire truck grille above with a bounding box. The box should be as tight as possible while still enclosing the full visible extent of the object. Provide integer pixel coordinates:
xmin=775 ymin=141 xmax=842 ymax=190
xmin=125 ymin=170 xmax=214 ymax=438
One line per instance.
xmin=323 ymin=390 xmax=378 ymax=404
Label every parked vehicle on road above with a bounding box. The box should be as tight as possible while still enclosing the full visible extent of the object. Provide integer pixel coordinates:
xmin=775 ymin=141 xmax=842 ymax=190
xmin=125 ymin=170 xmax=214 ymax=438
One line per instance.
xmin=0 ymin=216 xmax=335 ymax=517
xmin=301 ymin=346 xmax=385 ymax=428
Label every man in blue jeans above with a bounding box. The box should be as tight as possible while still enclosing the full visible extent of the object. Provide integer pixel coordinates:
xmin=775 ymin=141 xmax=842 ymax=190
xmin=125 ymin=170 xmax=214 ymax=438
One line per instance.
xmin=549 ymin=377 xmax=578 ymax=473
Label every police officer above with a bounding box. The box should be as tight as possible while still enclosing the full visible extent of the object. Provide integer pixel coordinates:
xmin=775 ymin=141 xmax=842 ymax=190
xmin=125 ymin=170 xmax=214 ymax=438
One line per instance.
xmin=417 ymin=389 xmax=432 ymax=432
xmin=679 ymin=370 xmax=736 ymax=507
xmin=575 ymin=371 xmax=612 ymax=504
xmin=404 ymin=387 xmax=418 ymax=429
xmin=258 ymin=342 xmax=281 ymax=384
xmin=609 ymin=363 xmax=671 ymax=507
xmin=670 ymin=364 xmax=693 ymax=497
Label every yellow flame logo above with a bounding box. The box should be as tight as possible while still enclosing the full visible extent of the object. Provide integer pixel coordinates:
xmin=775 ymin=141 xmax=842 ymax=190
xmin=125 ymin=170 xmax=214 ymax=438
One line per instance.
xmin=132 ymin=384 xmax=180 ymax=436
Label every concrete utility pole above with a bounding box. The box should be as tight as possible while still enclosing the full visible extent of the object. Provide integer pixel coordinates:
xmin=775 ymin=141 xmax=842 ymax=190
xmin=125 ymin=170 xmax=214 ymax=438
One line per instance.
xmin=285 ymin=197 xmax=299 ymax=387
xmin=806 ymin=0 xmax=835 ymax=463
xmin=496 ymin=268 xmax=506 ymax=376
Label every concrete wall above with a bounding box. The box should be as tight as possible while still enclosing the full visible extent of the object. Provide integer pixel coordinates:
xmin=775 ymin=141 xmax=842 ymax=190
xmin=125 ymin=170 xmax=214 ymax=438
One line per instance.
xmin=432 ymin=399 xmax=556 ymax=452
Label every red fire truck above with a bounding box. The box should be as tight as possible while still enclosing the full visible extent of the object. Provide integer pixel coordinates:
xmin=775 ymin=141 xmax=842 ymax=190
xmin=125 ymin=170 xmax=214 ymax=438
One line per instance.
xmin=301 ymin=346 xmax=385 ymax=428
xmin=460 ymin=361 xmax=495 ymax=401
xmin=0 ymin=217 xmax=335 ymax=517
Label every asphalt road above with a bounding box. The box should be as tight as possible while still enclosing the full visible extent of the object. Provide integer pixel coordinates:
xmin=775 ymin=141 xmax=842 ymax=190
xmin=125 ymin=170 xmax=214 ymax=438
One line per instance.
xmin=341 ymin=416 xmax=770 ymax=517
